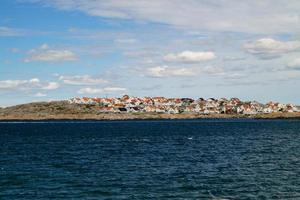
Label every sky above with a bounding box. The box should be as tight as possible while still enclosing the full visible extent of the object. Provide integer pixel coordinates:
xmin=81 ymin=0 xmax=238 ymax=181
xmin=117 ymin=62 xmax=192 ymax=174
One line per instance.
xmin=1 ymin=0 xmax=300 ymax=107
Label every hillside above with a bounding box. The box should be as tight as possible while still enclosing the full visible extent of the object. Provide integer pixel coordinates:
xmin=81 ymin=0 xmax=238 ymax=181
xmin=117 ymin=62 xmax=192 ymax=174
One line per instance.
xmin=0 ymin=101 xmax=300 ymax=121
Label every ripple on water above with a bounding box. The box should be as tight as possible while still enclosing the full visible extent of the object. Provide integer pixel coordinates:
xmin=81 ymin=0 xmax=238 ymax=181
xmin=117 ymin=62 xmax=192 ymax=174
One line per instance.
xmin=0 ymin=119 xmax=300 ymax=199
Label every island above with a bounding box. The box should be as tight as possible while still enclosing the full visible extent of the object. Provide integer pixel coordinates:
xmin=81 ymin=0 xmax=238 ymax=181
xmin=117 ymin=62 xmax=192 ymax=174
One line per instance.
xmin=0 ymin=95 xmax=299 ymax=120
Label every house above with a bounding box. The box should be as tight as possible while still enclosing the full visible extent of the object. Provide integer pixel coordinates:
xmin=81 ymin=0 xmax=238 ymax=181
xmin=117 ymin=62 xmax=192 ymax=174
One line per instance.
xmin=121 ymin=95 xmax=130 ymax=101
xmin=118 ymin=107 xmax=127 ymax=112
xmin=143 ymin=105 xmax=156 ymax=112
xmin=242 ymin=104 xmax=258 ymax=115
xmin=205 ymin=99 xmax=218 ymax=109
xmin=181 ymin=98 xmax=194 ymax=106
xmin=127 ymin=106 xmax=140 ymax=112
xmin=82 ymin=97 xmax=95 ymax=104
xmin=285 ymin=104 xmax=299 ymax=113
xmin=263 ymin=107 xmax=273 ymax=113
xmin=230 ymin=98 xmax=241 ymax=106
xmin=221 ymin=105 xmax=235 ymax=114
xmin=219 ymin=97 xmax=228 ymax=102
xmin=68 ymin=96 xmax=299 ymax=115
xmin=153 ymin=97 xmax=168 ymax=105
xmin=194 ymin=104 xmax=205 ymax=113
xmin=184 ymin=105 xmax=195 ymax=113
xmin=167 ymin=106 xmax=179 ymax=114
xmin=155 ymin=105 xmax=166 ymax=113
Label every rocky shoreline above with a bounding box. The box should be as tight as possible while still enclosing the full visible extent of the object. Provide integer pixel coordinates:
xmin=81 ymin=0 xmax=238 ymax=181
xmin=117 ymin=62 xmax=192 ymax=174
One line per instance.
xmin=69 ymin=96 xmax=300 ymax=115
xmin=0 ymin=101 xmax=299 ymax=121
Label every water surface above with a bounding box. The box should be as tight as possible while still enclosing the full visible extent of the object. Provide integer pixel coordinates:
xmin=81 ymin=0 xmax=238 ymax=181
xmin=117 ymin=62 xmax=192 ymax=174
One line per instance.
xmin=1 ymin=119 xmax=300 ymax=199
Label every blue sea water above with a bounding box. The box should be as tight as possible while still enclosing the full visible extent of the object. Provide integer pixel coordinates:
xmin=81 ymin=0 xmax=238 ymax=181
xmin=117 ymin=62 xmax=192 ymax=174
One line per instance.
xmin=0 ymin=119 xmax=300 ymax=199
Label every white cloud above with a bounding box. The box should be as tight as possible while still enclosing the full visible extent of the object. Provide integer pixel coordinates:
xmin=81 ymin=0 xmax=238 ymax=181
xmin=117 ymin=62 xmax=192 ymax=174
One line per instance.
xmin=26 ymin=0 xmax=300 ymax=34
xmin=146 ymin=66 xmax=167 ymax=77
xmin=287 ymin=58 xmax=300 ymax=70
xmin=24 ymin=44 xmax=78 ymax=62
xmin=78 ymin=87 xmax=126 ymax=94
xmin=0 ymin=80 xmax=28 ymax=89
xmin=78 ymin=88 xmax=103 ymax=94
xmin=0 ymin=78 xmax=59 ymax=91
xmin=164 ymin=51 xmax=216 ymax=62
xmin=29 ymin=78 xmax=40 ymax=84
xmin=145 ymin=65 xmax=223 ymax=78
xmin=59 ymin=75 xmax=107 ymax=85
xmin=244 ymin=38 xmax=300 ymax=59
xmin=145 ymin=66 xmax=195 ymax=77
xmin=104 ymin=87 xmax=127 ymax=92
xmin=40 ymin=43 xmax=49 ymax=50
xmin=41 ymin=82 xmax=60 ymax=90
xmin=35 ymin=92 xmax=47 ymax=97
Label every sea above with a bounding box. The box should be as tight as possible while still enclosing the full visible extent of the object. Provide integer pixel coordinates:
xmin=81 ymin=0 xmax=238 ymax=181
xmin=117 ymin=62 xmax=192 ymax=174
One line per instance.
xmin=0 ymin=119 xmax=299 ymax=199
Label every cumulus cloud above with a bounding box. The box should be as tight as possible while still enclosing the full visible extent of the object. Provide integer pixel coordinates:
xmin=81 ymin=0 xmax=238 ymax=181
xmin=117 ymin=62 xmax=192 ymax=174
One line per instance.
xmin=41 ymin=82 xmax=60 ymax=90
xmin=145 ymin=65 xmax=223 ymax=78
xmin=104 ymin=87 xmax=127 ymax=92
xmin=25 ymin=0 xmax=300 ymax=34
xmin=287 ymin=58 xmax=300 ymax=70
xmin=0 ymin=80 xmax=29 ymax=89
xmin=0 ymin=78 xmax=60 ymax=91
xmin=244 ymin=38 xmax=300 ymax=59
xmin=34 ymin=92 xmax=47 ymax=97
xmin=78 ymin=87 xmax=127 ymax=94
xmin=146 ymin=66 xmax=195 ymax=77
xmin=59 ymin=75 xmax=107 ymax=85
xmin=24 ymin=44 xmax=78 ymax=62
xmin=78 ymin=88 xmax=103 ymax=95
xmin=164 ymin=51 xmax=216 ymax=62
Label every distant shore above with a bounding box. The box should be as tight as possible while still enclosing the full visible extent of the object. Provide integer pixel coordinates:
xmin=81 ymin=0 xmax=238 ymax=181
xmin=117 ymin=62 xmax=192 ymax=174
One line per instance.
xmin=0 ymin=101 xmax=299 ymax=121
xmin=1 ymin=113 xmax=300 ymax=121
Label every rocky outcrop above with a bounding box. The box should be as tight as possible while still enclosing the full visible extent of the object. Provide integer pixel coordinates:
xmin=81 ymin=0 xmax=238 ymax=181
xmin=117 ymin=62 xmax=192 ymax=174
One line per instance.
xmin=0 ymin=100 xmax=299 ymax=121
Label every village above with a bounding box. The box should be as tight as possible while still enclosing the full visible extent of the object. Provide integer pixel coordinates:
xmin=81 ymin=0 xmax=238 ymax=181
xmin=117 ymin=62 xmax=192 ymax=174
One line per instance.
xmin=68 ymin=95 xmax=299 ymax=115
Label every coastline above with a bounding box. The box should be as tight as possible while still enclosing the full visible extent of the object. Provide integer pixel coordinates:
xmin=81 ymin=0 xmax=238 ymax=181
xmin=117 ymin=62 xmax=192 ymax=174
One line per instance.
xmin=1 ymin=101 xmax=299 ymax=121
xmin=1 ymin=112 xmax=300 ymax=121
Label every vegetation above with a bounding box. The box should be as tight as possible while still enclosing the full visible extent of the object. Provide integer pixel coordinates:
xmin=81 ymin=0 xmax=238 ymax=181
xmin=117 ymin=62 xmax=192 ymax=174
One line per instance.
xmin=0 ymin=101 xmax=299 ymax=121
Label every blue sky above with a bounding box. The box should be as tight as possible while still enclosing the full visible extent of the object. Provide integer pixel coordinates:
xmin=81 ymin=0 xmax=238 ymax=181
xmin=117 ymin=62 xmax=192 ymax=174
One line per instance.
xmin=1 ymin=0 xmax=300 ymax=107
